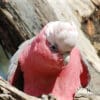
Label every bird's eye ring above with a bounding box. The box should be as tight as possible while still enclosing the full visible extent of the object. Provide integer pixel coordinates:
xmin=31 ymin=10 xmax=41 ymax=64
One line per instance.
xmin=49 ymin=43 xmax=58 ymax=53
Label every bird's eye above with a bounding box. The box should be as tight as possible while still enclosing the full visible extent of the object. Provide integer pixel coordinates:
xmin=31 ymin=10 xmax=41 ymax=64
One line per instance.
xmin=49 ymin=43 xmax=58 ymax=53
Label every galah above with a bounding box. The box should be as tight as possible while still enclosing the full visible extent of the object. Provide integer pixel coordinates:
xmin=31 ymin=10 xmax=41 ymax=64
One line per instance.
xmin=8 ymin=21 xmax=89 ymax=100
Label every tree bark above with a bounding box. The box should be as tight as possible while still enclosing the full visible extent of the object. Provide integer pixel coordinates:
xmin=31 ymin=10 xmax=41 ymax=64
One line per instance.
xmin=0 ymin=77 xmax=41 ymax=100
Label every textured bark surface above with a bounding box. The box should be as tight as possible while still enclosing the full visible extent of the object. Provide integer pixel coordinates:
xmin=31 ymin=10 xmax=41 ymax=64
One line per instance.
xmin=0 ymin=77 xmax=41 ymax=100
xmin=0 ymin=0 xmax=100 ymax=100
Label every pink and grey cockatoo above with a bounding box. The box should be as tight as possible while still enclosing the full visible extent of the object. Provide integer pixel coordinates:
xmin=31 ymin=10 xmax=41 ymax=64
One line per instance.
xmin=8 ymin=21 xmax=89 ymax=100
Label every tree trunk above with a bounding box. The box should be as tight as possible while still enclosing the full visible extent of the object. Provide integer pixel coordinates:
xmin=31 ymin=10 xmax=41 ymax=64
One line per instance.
xmin=0 ymin=0 xmax=100 ymax=99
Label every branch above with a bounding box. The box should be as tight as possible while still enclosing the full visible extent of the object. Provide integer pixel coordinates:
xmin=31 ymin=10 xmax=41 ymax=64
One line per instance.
xmin=0 ymin=77 xmax=41 ymax=100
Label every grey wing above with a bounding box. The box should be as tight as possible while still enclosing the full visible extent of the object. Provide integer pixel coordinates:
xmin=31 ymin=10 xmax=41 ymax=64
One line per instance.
xmin=7 ymin=37 xmax=35 ymax=82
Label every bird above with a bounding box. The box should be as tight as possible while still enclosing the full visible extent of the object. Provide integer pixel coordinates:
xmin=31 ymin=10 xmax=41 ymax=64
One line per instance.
xmin=7 ymin=21 xmax=89 ymax=100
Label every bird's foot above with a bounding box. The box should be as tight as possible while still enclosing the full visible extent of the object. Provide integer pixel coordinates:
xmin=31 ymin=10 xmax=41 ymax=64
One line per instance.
xmin=41 ymin=94 xmax=56 ymax=100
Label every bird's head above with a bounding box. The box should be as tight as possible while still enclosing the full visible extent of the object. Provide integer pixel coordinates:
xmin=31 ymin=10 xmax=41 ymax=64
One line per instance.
xmin=30 ymin=21 xmax=79 ymax=74
xmin=45 ymin=21 xmax=78 ymax=54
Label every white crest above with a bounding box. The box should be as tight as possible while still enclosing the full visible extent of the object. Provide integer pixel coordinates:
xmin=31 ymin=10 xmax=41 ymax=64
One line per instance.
xmin=45 ymin=21 xmax=79 ymax=53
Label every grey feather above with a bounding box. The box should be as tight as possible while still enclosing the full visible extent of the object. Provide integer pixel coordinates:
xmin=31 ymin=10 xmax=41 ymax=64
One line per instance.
xmin=7 ymin=37 xmax=35 ymax=81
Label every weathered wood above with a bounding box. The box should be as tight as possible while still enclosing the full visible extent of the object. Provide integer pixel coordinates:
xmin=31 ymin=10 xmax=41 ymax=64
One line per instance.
xmin=0 ymin=77 xmax=41 ymax=100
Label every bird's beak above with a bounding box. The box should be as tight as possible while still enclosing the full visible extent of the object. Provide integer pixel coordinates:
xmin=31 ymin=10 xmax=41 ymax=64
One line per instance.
xmin=62 ymin=52 xmax=70 ymax=65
